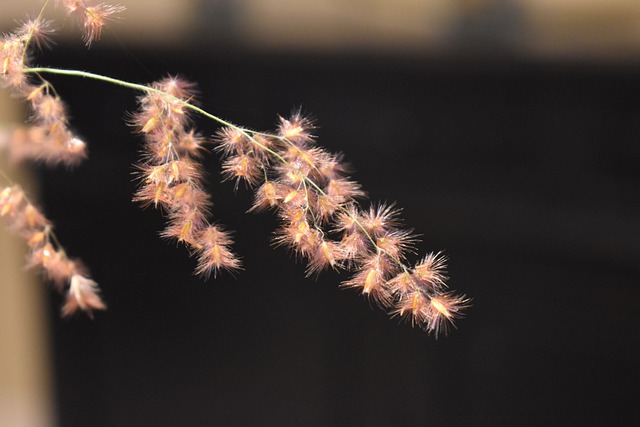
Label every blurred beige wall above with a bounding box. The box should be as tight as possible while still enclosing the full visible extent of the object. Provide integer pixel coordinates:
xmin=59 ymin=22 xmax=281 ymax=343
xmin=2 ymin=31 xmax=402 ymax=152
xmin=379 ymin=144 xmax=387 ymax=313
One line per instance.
xmin=522 ymin=0 xmax=640 ymax=58
xmin=1 ymin=93 xmax=54 ymax=427
xmin=238 ymin=0 xmax=456 ymax=52
xmin=4 ymin=0 xmax=640 ymax=57
xmin=0 ymin=0 xmax=197 ymax=46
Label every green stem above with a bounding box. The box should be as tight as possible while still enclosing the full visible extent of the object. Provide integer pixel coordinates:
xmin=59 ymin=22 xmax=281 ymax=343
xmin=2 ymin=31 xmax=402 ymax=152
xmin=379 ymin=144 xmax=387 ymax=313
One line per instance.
xmin=25 ymin=67 xmax=153 ymax=94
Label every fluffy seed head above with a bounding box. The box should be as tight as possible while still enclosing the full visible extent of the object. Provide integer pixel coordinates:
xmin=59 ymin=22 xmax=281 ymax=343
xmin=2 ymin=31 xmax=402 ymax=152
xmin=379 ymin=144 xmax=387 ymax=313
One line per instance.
xmin=62 ymin=274 xmax=107 ymax=318
xmin=375 ymin=229 xmax=417 ymax=260
xmin=250 ymin=181 xmax=282 ymax=211
xmin=17 ymin=18 xmax=56 ymax=49
xmin=155 ymin=75 xmax=198 ymax=101
xmin=175 ymin=130 xmax=207 ymax=158
xmin=339 ymin=231 xmax=368 ymax=262
xmin=387 ymin=271 xmax=416 ymax=295
xmin=80 ymin=3 xmax=126 ymax=46
xmin=334 ymin=205 xmax=362 ymax=234
xmin=215 ymin=127 xmax=249 ymax=156
xmin=305 ymin=239 xmax=344 ymax=276
xmin=29 ymin=243 xmax=82 ymax=289
xmin=342 ymin=254 xmax=394 ymax=307
xmin=413 ymin=252 xmax=448 ymax=288
xmin=360 ymin=203 xmax=401 ymax=237
xmin=221 ymin=154 xmax=262 ymax=189
xmin=325 ymin=179 xmax=365 ymax=204
xmin=0 ymin=35 xmax=27 ymax=87
xmin=425 ymin=293 xmax=470 ymax=338
xmin=194 ymin=226 xmax=242 ymax=278
xmin=393 ymin=290 xmax=430 ymax=327
xmin=278 ymin=112 xmax=315 ymax=146
xmin=161 ymin=209 xmax=208 ymax=246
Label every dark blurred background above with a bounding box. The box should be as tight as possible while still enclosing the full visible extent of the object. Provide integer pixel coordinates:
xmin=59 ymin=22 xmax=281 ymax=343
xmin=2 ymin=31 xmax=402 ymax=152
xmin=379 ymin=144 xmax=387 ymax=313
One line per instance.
xmin=2 ymin=1 xmax=640 ymax=426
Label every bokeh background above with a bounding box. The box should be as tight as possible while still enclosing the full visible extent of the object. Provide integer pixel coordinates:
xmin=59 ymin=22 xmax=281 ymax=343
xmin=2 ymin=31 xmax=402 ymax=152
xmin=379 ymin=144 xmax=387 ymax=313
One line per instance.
xmin=1 ymin=1 xmax=639 ymax=426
